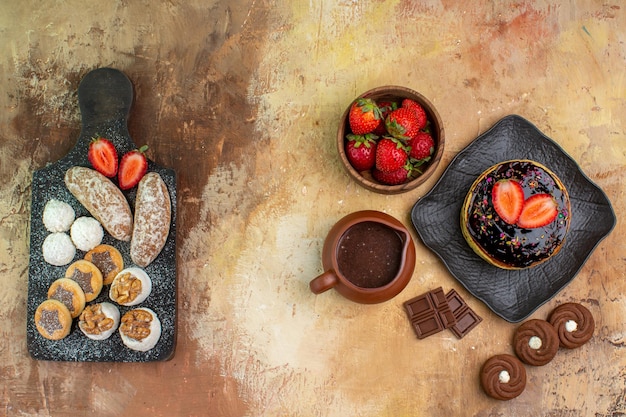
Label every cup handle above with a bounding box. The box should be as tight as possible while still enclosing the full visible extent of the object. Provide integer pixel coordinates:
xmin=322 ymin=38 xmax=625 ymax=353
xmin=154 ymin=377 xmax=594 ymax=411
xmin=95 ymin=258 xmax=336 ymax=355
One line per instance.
xmin=309 ymin=270 xmax=339 ymax=294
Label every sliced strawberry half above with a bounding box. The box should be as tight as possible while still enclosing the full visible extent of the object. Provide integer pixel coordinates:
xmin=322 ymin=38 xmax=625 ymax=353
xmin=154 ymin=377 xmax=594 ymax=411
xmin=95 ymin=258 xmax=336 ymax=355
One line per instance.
xmin=88 ymin=136 xmax=118 ymax=177
xmin=118 ymin=145 xmax=149 ymax=190
xmin=517 ymin=194 xmax=558 ymax=229
xmin=492 ymin=179 xmax=524 ymax=224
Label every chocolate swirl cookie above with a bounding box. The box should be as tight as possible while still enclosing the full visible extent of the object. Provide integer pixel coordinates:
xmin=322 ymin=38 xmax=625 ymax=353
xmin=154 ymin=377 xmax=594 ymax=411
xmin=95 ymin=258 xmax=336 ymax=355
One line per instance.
xmin=513 ymin=319 xmax=559 ymax=366
xmin=548 ymin=303 xmax=594 ymax=349
xmin=480 ymin=354 xmax=527 ymax=401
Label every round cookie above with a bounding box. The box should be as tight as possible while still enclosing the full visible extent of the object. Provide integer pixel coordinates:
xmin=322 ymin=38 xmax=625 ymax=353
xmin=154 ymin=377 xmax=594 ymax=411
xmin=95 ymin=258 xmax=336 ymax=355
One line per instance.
xmin=79 ymin=302 xmax=120 ymax=341
xmin=34 ymin=299 xmax=73 ymax=340
xmin=461 ymin=159 xmax=571 ymax=269
xmin=119 ymin=307 xmax=162 ymax=352
xmin=548 ymin=303 xmax=594 ymax=349
xmin=109 ymin=267 xmax=152 ymax=306
xmin=513 ymin=319 xmax=559 ymax=366
xmin=84 ymin=244 xmax=124 ymax=285
xmin=480 ymin=354 xmax=527 ymax=401
xmin=47 ymin=278 xmax=86 ymax=319
xmin=65 ymin=259 xmax=104 ymax=302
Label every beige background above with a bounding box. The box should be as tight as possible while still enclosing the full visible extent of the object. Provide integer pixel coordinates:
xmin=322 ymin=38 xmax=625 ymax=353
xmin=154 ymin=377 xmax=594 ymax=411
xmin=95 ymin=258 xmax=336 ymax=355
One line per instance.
xmin=1 ymin=1 xmax=625 ymax=416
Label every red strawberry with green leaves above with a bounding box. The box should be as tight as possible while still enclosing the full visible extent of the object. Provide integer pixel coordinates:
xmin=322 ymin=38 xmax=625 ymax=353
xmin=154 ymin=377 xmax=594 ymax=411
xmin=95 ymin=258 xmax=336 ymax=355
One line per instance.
xmin=345 ymin=133 xmax=377 ymax=171
xmin=492 ymin=179 xmax=524 ymax=224
xmin=375 ymin=137 xmax=409 ymax=173
xmin=88 ymin=136 xmax=118 ymax=177
xmin=517 ymin=194 xmax=558 ymax=228
xmin=385 ymin=107 xmax=421 ymax=140
xmin=118 ymin=145 xmax=149 ymax=190
xmin=348 ymin=98 xmax=383 ymax=135
xmin=373 ymin=100 xmax=398 ymax=135
xmin=408 ymin=131 xmax=434 ymax=160
xmin=372 ymin=163 xmax=412 ymax=185
xmin=401 ymin=98 xmax=428 ymax=130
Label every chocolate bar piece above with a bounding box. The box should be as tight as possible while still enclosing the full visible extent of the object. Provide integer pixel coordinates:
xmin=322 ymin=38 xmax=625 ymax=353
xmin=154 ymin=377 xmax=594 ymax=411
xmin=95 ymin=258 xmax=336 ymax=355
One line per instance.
xmin=404 ymin=287 xmax=456 ymax=339
xmin=445 ymin=289 xmax=482 ymax=339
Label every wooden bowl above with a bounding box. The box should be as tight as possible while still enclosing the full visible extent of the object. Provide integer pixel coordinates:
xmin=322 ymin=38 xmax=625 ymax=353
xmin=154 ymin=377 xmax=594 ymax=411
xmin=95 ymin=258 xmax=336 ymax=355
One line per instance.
xmin=337 ymin=86 xmax=445 ymax=194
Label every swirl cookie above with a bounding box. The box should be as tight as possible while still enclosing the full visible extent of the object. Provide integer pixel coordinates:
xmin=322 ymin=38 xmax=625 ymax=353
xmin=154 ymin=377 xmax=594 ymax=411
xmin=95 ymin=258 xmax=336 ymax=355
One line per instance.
xmin=513 ymin=319 xmax=559 ymax=366
xmin=548 ymin=303 xmax=594 ymax=349
xmin=480 ymin=354 xmax=527 ymax=401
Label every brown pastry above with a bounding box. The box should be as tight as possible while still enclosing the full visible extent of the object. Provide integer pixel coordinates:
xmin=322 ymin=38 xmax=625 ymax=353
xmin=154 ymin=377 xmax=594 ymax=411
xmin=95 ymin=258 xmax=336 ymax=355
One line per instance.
xmin=47 ymin=278 xmax=86 ymax=319
xmin=64 ymin=166 xmax=133 ymax=241
xmin=480 ymin=354 xmax=527 ymax=401
xmin=461 ymin=160 xmax=571 ymax=269
xmin=548 ymin=303 xmax=594 ymax=349
xmin=130 ymin=172 xmax=171 ymax=268
xmin=84 ymin=244 xmax=124 ymax=285
xmin=513 ymin=319 xmax=559 ymax=366
xmin=34 ymin=299 xmax=73 ymax=340
xmin=65 ymin=259 xmax=103 ymax=302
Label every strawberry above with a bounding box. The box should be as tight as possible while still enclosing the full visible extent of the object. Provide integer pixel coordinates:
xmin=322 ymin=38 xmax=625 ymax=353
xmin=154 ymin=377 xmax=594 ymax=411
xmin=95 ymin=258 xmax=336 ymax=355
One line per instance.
xmin=517 ymin=194 xmax=558 ymax=229
xmin=372 ymin=164 xmax=411 ymax=185
xmin=118 ymin=145 xmax=149 ymax=190
xmin=492 ymin=179 xmax=524 ymax=224
xmin=385 ymin=107 xmax=421 ymax=140
xmin=375 ymin=137 xmax=408 ymax=173
xmin=408 ymin=131 xmax=434 ymax=160
xmin=88 ymin=136 xmax=118 ymax=177
xmin=345 ymin=133 xmax=377 ymax=171
xmin=401 ymin=98 xmax=428 ymax=130
xmin=348 ymin=98 xmax=383 ymax=135
xmin=373 ymin=100 xmax=398 ymax=135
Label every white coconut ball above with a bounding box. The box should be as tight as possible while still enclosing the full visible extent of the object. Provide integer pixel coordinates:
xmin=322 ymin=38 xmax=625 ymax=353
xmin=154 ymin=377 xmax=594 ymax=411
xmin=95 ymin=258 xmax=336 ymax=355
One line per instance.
xmin=78 ymin=302 xmax=120 ymax=341
xmin=42 ymin=199 xmax=75 ymax=233
xmin=70 ymin=216 xmax=104 ymax=252
xmin=42 ymin=232 xmax=76 ymax=266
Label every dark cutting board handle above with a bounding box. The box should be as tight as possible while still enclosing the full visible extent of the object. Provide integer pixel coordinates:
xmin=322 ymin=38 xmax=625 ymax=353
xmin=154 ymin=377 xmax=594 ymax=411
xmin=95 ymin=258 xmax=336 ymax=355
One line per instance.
xmin=61 ymin=67 xmax=138 ymax=165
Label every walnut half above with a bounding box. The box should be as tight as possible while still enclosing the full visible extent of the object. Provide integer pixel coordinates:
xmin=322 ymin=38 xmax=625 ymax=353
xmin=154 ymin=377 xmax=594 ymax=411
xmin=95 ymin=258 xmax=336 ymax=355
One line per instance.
xmin=120 ymin=309 xmax=153 ymax=341
xmin=79 ymin=304 xmax=114 ymax=335
xmin=110 ymin=272 xmax=142 ymax=304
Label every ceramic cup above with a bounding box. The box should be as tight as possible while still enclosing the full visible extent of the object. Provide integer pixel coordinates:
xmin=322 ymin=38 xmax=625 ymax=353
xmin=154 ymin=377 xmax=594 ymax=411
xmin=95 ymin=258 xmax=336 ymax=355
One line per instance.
xmin=310 ymin=210 xmax=416 ymax=304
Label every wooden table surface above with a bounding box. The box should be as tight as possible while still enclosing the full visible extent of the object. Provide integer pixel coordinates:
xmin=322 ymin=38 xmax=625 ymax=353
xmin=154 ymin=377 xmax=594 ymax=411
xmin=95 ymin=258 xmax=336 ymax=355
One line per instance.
xmin=1 ymin=1 xmax=624 ymax=416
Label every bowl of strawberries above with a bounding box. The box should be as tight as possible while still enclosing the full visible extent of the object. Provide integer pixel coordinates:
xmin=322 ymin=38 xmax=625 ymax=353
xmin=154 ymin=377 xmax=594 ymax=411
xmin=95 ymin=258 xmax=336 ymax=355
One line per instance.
xmin=337 ymin=86 xmax=445 ymax=194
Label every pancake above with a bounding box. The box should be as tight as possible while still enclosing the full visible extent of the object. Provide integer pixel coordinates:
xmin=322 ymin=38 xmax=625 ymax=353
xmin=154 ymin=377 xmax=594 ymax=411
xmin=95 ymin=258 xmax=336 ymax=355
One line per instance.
xmin=461 ymin=160 xmax=570 ymax=269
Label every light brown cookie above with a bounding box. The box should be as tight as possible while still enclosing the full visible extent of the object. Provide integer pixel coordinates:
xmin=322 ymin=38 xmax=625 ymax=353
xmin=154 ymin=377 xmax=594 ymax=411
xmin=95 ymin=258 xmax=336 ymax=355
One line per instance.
xmin=47 ymin=278 xmax=86 ymax=319
xmin=65 ymin=259 xmax=103 ymax=302
xmin=35 ymin=299 xmax=73 ymax=340
xmin=84 ymin=244 xmax=124 ymax=285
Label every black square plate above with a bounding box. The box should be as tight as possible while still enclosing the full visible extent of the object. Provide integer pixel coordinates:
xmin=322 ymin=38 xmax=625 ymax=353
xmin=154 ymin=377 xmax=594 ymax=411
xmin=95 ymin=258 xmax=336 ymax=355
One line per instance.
xmin=411 ymin=115 xmax=615 ymax=322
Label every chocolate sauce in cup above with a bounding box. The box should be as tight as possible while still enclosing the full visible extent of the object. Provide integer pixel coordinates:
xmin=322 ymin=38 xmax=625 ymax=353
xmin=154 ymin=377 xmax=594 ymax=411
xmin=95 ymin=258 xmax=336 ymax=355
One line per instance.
xmin=310 ymin=210 xmax=416 ymax=304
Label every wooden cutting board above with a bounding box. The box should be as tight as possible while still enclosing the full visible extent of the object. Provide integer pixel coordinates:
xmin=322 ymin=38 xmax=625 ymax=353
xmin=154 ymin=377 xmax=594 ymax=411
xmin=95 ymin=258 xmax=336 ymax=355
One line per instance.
xmin=27 ymin=68 xmax=177 ymax=361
